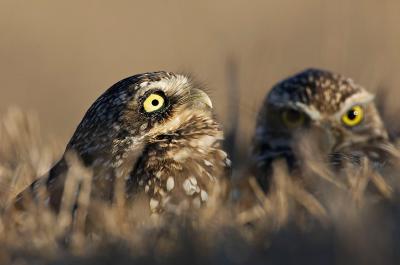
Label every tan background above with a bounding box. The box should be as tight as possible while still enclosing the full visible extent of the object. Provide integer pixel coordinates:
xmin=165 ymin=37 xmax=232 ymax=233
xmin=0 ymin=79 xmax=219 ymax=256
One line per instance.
xmin=1 ymin=0 xmax=400 ymax=147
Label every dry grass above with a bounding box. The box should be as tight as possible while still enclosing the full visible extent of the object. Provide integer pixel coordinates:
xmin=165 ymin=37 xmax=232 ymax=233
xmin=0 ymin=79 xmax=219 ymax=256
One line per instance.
xmin=2 ymin=2 xmax=400 ymax=264
xmin=1 ymin=108 xmax=400 ymax=265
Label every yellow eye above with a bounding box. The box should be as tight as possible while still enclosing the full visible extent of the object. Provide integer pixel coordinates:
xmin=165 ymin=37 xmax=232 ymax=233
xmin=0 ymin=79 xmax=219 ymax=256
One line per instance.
xmin=341 ymin=105 xmax=364 ymax=127
xmin=282 ymin=109 xmax=305 ymax=128
xmin=143 ymin=93 xmax=165 ymax=113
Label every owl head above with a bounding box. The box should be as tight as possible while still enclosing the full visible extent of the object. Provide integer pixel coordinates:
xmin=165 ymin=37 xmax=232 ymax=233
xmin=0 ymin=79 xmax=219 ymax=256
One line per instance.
xmin=65 ymin=71 xmax=218 ymax=170
xmin=252 ymin=69 xmax=390 ymax=188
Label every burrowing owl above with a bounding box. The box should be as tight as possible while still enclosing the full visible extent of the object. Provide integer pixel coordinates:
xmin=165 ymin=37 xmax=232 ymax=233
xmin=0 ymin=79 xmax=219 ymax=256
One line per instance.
xmin=16 ymin=72 xmax=229 ymax=213
xmin=252 ymin=68 xmax=396 ymax=191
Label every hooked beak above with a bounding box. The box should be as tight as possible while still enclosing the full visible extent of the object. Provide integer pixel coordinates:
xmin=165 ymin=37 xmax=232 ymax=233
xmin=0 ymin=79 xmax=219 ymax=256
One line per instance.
xmin=191 ymin=88 xmax=213 ymax=109
xmin=308 ymin=121 xmax=342 ymax=154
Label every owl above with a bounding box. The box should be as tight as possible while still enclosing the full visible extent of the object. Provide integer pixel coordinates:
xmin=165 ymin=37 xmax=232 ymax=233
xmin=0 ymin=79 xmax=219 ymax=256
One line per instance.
xmin=252 ymin=68 xmax=396 ymax=192
xmin=15 ymin=71 xmax=230 ymax=213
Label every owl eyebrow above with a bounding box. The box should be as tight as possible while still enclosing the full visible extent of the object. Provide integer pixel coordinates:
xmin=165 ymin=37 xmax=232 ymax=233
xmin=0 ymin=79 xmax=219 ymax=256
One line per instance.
xmin=289 ymin=90 xmax=374 ymax=121
xmin=135 ymin=75 xmax=190 ymax=99
xmin=269 ymin=101 xmax=322 ymax=120
xmin=334 ymin=90 xmax=374 ymax=119
xmin=293 ymin=102 xmax=322 ymax=120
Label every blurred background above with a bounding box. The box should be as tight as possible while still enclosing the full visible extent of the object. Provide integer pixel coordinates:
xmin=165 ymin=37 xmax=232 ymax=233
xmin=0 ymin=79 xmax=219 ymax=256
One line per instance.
xmin=1 ymin=0 xmax=399 ymax=148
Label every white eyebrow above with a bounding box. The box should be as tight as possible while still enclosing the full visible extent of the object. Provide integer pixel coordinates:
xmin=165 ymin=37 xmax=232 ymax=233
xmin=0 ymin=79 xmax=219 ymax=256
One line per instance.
xmin=135 ymin=74 xmax=190 ymax=99
xmin=289 ymin=90 xmax=374 ymax=121
xmin=333 ymin=90 xmax=375 ymax=119
xmin=294 ymin=102 xmax=322 ymax=120
xmin=269 ymin=89 xmax=374 ymax=121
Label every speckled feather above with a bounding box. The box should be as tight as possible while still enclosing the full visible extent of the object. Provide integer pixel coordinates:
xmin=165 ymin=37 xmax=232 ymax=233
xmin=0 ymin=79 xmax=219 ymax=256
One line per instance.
xmin=15 ymin=71 xmax=230 ymax=213
xmin=266 ymin=68 xmax=365 ymax=113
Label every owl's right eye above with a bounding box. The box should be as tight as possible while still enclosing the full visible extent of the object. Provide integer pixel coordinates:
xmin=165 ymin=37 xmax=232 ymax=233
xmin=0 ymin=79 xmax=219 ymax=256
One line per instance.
xmin=282 ymin=109 xmax=305 ymax=128
xmin=341 ymin=105 xmax=364 ymax=127
xmin=143 ymin=93 xmax=166 ymax=113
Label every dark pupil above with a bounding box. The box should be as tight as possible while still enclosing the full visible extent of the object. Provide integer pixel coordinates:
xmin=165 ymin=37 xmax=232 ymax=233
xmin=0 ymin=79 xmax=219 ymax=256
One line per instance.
xmin=286 ymin=110 xmax=301 ymax=122
xmin=347 ymin=109 xmax=357 ymax=120
xmin=151 ymin=99 xmax=159 ymax=106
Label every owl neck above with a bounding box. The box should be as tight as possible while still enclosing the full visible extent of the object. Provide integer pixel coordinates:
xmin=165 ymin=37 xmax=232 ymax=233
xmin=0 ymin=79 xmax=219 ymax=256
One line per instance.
xmin=143 ymin=115 xmax=225 ymax=167
xmin=125 ymin=115 xmax=228 ymax=200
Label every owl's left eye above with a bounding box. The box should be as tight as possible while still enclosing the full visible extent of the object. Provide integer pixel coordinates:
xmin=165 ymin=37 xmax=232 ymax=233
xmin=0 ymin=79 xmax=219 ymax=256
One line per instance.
xmin=342 ymin=105 xmax=364 ymax=127
xmin=282 ymin=109 xmax=305 ymax=128
xmin=143 ymin=93 xmax=165 ymax=113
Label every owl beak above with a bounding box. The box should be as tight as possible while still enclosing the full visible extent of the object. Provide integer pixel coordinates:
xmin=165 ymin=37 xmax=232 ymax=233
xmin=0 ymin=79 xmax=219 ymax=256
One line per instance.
xmin=311 ymin=122 xmax=339 ymax=153
xmin=322 ymin=122 xmax=350 ymax=152
xmin=191 ymin=89 xmax=213 ymax=109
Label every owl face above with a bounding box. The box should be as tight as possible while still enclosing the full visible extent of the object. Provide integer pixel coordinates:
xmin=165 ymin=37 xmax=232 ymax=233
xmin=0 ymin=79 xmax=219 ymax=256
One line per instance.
xmin=67 ymin=71 xmax=216 ymax=168
xmin=116 ymin=73 xmax=214 ymax=143
xmin=253 ymin=69 xmax=389 ymax=173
